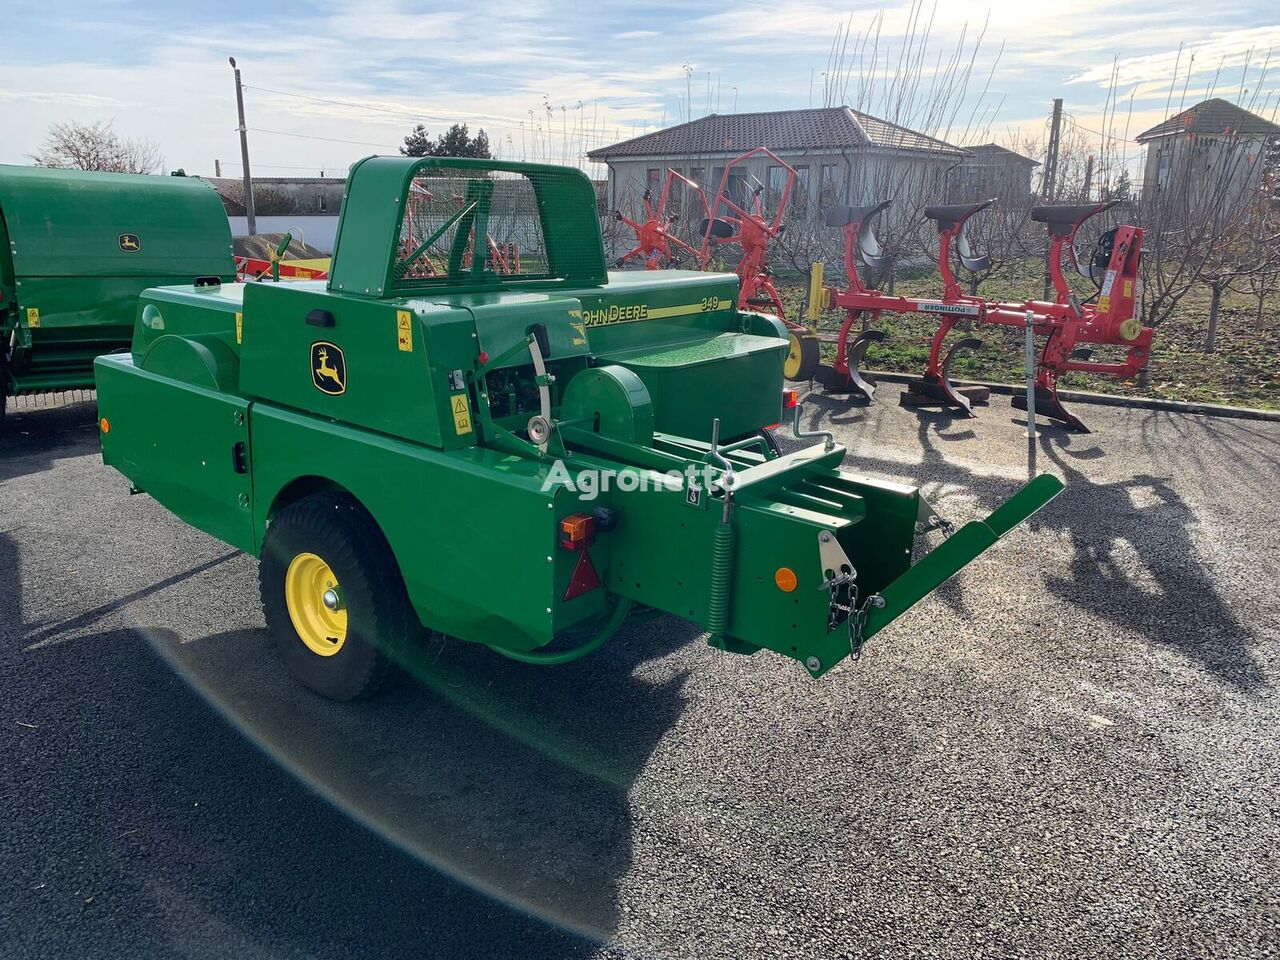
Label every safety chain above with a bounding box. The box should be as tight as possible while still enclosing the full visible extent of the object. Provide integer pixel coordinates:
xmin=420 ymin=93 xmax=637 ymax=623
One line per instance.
xmin=848 ymin=589 xmax=887 ymax=660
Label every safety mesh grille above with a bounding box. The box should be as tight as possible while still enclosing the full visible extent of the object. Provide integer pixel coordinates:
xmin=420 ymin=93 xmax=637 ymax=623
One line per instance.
xmin=391 ymin=167 xmax=550 ymax=290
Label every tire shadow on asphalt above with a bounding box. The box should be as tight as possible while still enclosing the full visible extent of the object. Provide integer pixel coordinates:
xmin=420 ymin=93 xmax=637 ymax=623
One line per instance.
xmin=142 ymin=613 xmax=696 ymax=946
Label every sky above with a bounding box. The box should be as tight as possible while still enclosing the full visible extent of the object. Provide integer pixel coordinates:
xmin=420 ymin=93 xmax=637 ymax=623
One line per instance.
xmin=2 ymin=0 xmax=1278 ymax=182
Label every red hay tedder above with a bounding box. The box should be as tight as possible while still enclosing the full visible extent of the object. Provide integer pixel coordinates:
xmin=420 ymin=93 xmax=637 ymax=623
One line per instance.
xmin=811 ymin=198 xmax=1152 ymax=432
xmin=613 ymin=169 xmax=710 ymax=270
xmin=694 ymin=147 xmax=827 ymax=382
xmin=613 ymin=148 xmax=822 ymax=383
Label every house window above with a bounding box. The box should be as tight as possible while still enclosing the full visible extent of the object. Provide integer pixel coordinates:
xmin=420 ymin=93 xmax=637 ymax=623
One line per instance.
xmin=710 ymin=166 xmax=726 ymax=199
xmin=646 ymin=168 xmax=661 ymax=197
xmin=767 ymin=165 xmax=789 ymax=208
xmin=791 ymin=165 xmax=810 ymax=216
xmin=317 ymin=192 xmax=327 ymax=213
xmin=820 ymin=164 xmax=843 ymax=205
xmin=1157 ymin=149 xmax=1171 ymax=190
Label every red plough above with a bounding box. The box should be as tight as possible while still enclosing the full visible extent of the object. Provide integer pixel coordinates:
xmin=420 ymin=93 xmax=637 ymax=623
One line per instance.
xmin=815 ymin=198 xmax=1152 ymax=431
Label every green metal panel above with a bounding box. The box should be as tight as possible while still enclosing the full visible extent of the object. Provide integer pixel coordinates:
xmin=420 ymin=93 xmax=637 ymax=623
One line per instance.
xmin=249 ymin=404 xmax=610 ymax=650
xmin=328 ymin=155 xmax=606 ymax=300
xmin=610 ymin=331 xmax=786 ymax=441
xmin=95 ymin=353 xmax=254 ymax=552
xmin=0 ymin=165 xmax=236 ymax=394
xmin=237 ymin=281 xmax=475 ymax=449
xmin=0 ymin=165 xmax=234 ymax=276
xmin=129 ymin=282 xmax=246 ymax=370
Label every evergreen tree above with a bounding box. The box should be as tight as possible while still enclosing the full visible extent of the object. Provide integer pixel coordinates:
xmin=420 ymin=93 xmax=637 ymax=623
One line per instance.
xmin=400 ymin=122 xmax=492 ymax=159
xmin=431 ymin=123 xmax=492 ymax=159
xmin=1105 ymin=169 xmax=1132 ymax=202
xmin=400 ymin=124 xmax=433 ymax=157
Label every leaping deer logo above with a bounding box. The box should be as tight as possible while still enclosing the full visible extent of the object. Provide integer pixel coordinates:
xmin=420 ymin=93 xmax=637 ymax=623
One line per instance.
xmin=119 ymin=233 xmax=141 ymax=252
xmin=311 ymin=342 xmax=346 ymax=395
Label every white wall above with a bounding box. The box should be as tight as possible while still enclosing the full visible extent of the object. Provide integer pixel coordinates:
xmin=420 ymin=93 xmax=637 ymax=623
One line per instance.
xmin=227 ymin=215 xmax=340 ymax=253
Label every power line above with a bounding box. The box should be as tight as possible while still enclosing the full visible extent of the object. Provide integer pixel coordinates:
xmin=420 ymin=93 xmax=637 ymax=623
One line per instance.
xmin=218 ymin=160 xmax=338 ymax=173
xmin=250 ymin=127 xmax=399 ymax=149
xmin=243 ymin=84 xmax=520 ymax=127
xmin=1063 ymin=113 xmax=1137 ymax=143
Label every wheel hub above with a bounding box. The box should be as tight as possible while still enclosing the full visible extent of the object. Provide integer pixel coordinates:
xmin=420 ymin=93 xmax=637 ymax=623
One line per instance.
xmin=284 ymin=552 xmax=348 ymax=657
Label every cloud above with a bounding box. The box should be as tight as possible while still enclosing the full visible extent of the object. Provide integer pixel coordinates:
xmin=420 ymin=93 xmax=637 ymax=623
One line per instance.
xmin=0 ymin=91 xmax=130 ymax=109
xmin=1069 ymin=25 xmax=1280 ymax=87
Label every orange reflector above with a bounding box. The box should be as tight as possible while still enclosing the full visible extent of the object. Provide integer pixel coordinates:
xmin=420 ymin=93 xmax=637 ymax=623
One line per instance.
xmin=99 ymin=418 xmax=111 ymax=434
xmin=559 ymin=513 xmax=596 ymax=551
xmin=774 ymin=567 xmax=798 ymax=592
xmin=782 ymin=389 xmax=798 ymax=409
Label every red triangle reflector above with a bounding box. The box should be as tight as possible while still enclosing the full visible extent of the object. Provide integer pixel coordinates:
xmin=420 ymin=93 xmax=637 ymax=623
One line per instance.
xmin=564 ymin=550 xmax=601 ymax=601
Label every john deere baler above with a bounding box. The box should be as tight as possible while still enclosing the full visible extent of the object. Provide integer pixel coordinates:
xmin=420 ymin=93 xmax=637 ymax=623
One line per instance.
xmin=95 ymin=156 xmax=1061 ymax=700
xmin=0 ymin=165 xmax=235 ymax=425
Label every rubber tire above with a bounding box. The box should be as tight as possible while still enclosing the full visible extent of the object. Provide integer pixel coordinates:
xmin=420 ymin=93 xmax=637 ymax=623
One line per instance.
xmin=0 ymin=348 xmax=8 ymax=434
xmin=784 ymin=329 xmax=821 ymax=382
xmin=757 ymin=427 xmax=781 ymax=458
xmin=259 ymin=492 xmax=417 ymax=701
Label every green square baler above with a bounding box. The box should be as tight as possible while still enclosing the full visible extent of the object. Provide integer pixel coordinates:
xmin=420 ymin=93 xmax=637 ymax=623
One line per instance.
xmin=95 ymin=156 xmax=1062 ymax=700
xmin=0 ymin=164 xmax=236 ymax=425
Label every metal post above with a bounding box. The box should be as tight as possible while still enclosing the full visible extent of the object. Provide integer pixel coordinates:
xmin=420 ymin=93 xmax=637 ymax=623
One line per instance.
xmin=214 ymin=158 xmax=222 ymax=178
xmin=1023 ymin=311 xmax=1038 ymax=441
xmin=1041 ymin=99 xmax=1063 ymax=300
xmin=229 ymin=57 xmax=256 ymax=237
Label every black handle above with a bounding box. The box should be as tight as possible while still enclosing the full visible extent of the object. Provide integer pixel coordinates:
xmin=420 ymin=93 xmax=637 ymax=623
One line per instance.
xmin=306 ymin=309 xmax=335 ymax=328
xmin=231 ymin=441 xmax=247 ymax=474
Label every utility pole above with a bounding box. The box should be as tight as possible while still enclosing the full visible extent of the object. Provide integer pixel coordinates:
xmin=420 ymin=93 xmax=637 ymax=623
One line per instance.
xmin=1082 ymin=155 xmax=1094 ymax=201
xmin=1042 ymin=98 xmax=1064 ymax=298
xmin=214 ymin=158 xmax=222 ymax=177
xmin=229 ymin=57 xmax=256 ymax=236
xmin=1042 ymin=98 xmax=1063 ymax=201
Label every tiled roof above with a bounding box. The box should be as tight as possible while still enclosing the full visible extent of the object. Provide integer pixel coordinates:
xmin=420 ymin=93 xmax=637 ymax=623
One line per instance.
xmin=961 ymin=143 xmax=1041 ymax=166
xmin=1135 ymin=98 xmax=1280 ymax=142
xmin=587 ymin=107 xmax=966 ymax=160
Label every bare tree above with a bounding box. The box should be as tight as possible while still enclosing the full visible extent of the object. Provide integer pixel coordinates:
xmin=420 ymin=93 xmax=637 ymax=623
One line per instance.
xmin=1126 ymin=53 xmax=1278 ymax=338
xmin=761 ymin=2 xmax=1008 ymax=292
xmin=30 ymin=120 xmax=162 ymax=174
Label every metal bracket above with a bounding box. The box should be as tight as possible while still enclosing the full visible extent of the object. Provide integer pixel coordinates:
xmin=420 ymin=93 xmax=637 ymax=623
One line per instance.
xmin=817 ymin=529 xmax=855 ymax=591
xmin=914 ymin=498 xmax=955 ymax=538
xmin=526 ymin=333 xmax=553 ymax=455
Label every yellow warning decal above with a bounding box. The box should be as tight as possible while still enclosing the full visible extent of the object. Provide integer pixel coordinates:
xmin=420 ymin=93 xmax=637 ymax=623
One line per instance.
xmin=1122 ymin=279 xmax=1133 ymax=298
xmin=1097 ymin=295 xmax=1111 ymax=313
xmin=26 ymin=307 xmax=40 ymax=328
xmin=396 ymin=310 xmax=413 ymax=352
xmin=450 ymin=392 xmax=472 ymax=435
xmin=235 ymin=312 xmax=243 ymax=345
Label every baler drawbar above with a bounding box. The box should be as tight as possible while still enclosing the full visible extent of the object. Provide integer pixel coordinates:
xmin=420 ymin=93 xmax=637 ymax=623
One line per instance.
xmin=95 ymin=156 xmax=1062 ymax=700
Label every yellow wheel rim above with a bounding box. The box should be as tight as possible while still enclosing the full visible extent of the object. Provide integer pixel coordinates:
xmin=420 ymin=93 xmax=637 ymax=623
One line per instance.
xmin=284 ymin=552 xmax=348 ymax=657
xmin=784 ymin=332 xmax=805 ymax=379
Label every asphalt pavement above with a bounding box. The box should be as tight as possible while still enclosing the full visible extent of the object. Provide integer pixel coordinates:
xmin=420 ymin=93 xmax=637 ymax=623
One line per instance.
xmin=1 ymin=388 xmax=1277 ymax=959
